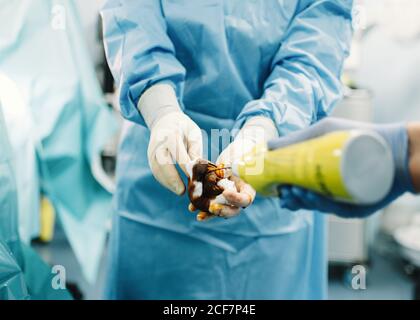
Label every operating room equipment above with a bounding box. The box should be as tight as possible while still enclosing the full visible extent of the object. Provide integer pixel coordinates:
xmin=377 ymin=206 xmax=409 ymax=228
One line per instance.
xmin=394 ymin=214 xmax=420 ymax=299
xmin=237 ymin=129 xmax=394 ymax=205
xmin=395 ymin=216 xmax=420 ymax=268
xmin=275 ymin=118 xmax=414 ymax=216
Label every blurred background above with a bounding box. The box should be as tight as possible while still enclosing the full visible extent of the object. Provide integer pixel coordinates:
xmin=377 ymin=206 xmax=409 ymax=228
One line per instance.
xmin=1 ymin=0 xmax=420 ymax=300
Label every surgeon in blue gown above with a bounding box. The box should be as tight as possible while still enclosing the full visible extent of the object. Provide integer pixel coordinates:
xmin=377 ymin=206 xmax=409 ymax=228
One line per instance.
xmin=101 ymin=0 xmax=353 ymax=299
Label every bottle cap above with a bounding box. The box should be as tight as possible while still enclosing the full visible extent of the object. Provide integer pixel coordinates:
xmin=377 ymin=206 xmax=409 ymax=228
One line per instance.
xmin=342 ymin=130 xmax=394 ymax=205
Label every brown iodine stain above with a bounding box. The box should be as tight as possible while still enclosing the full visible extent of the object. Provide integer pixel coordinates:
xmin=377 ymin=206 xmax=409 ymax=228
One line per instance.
xmin=187 ymin=160 xmax=226 ymax=213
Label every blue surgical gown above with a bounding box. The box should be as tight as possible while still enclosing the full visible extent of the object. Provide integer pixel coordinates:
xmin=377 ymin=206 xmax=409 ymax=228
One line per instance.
xmin=0 ymin=0 xmax=118 ymax=283
xmin=0 ymin=104 xmax=71 ymax=300
xmin=101 ymin=0 xmax=353 ymax=299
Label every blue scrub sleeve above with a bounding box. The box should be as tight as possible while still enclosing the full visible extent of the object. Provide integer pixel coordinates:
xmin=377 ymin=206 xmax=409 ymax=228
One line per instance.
xmin=101 ymin=0 xmax=186 ymax=126
xmin=234 ymin=0 xmax=353 ymax=136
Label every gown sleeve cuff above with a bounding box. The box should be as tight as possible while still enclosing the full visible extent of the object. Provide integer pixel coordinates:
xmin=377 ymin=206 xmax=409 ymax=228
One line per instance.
xmin=137 ymin=83 xmax=182 ymax=129
xmin=233 ymin=99 xmax=313 ymax=138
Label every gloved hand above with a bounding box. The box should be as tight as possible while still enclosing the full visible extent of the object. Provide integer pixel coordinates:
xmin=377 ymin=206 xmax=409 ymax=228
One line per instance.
xmin=269 ymin=117 xmax=415 ymax=218
xmin=188 ymin=174 xmax=257 ymax=221
xmin=214 ymin=116 xmax=278 ymax=216
xmin=139 ymin=84 xmax=203 ymax=195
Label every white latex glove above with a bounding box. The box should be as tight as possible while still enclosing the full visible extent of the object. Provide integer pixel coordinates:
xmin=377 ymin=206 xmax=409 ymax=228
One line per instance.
xmin=138 ymin=84 xmax=203 ymax=195
xmin=217 ymin=116 xmax=278 ymax=167
xmin=215 ymin=116 xmax=278 ymax=214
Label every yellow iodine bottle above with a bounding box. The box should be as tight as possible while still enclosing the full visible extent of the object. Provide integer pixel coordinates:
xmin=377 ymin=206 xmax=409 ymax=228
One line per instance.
xmin=233 ymin=130 xmax=395 ymax=204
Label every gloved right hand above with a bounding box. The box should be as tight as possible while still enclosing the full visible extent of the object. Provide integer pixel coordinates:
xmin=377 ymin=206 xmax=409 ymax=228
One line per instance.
xmin=269 ymin=117 xmax=415 ymax=218
xmin=139 ymin=84 xmax=203 ymax=195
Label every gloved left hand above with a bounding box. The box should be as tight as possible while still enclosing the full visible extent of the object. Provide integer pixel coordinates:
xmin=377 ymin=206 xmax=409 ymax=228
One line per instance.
xmin=215 ymin=116 xmax=278 ymax=216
